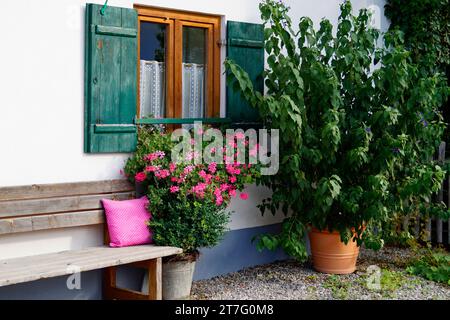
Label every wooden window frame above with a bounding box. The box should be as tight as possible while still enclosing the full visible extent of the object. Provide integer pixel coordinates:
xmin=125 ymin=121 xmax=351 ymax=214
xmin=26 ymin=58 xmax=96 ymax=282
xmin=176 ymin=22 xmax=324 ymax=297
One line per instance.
xmin=135 ymin=4 xmax=222 ymax=120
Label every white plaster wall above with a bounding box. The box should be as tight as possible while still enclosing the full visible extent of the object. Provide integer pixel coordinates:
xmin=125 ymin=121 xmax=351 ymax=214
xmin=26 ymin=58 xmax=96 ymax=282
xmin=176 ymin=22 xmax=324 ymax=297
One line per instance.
xmin=0 ymin=0 xmax=388 ymax=187
xmin=0 ymin=0 xmax=387 ymax=259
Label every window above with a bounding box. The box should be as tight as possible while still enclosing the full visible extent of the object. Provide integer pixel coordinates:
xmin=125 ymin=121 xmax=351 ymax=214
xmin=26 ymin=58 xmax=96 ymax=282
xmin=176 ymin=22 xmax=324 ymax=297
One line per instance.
xmin=84 ymin=3 xmax=263 ymax=153
xmin=135 ymin=6 xmax=222 ymax=120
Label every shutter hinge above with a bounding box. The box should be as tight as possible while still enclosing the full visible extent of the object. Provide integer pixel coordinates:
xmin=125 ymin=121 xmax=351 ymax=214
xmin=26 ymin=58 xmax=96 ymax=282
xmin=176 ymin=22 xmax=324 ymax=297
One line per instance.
xmin=100 ymin=0 xmax=108 ymax=16
xmin=217 ymin=39 xmax=227 ymax=47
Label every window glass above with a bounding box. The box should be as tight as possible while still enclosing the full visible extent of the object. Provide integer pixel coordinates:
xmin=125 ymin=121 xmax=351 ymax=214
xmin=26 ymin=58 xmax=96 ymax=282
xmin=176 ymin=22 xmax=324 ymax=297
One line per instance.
xmin=182 ymin=26 xmax=207 ymax=119
xmin=139 ymin=22 xmax=166 ymax=118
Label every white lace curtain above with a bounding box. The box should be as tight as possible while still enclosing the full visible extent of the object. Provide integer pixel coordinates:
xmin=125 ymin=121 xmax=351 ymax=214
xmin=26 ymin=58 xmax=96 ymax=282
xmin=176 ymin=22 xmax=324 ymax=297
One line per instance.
xmin=140 ymin=60 xmax=205 ymax=119
xmin=182 ymin=63 xmax=205 ymax=118
xmin=140 ymin=60 xmax=165 ymax=118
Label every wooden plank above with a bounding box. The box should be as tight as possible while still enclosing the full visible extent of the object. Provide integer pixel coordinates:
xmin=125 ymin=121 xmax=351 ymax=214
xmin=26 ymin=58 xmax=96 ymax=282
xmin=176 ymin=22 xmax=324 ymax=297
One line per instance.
xmin=135 ymin=118 xmax=231 ymax=124
xmin=226 ymin=21 xmax=264 ymax=123
xmin=94 ymin=124 xmax=136 ymax=133
xmin=85 ymin=4 xmax=138 ymax=153
xmin=0 ymin=245 xmax=181 ymax=277
xmin=105 ymin=286 xmax=150 ymax=300
xmin=134 ymin=5 xmax=222 ymax=24
xmin=95 ymin=25 xmax=137 ymax=37
xmin=0 ymin=245 xmax=182 ymax=287
xmin=402 ymin=215 xmax=409 ymax=232
xmin=0 ymin=210 xmax=105 ymax=235
xmin=448 ymin=175 xmax=450 ymax=244
xmin=212 ymin=18 xmax=221 ymax=117
xmin=436 ymin=142 xmax=445 ymax=243
xmin=229 ymin=38 xmax=264 ymax=48
xmin=148 ymin=258 xmax=162 ymax=300
xmin=103 ymin=266 xmax=117 ymax=300
xmin=0 ymin=179 xmax=133 ymax=201
xmin=0 ymin=192 xmax=133 ymax=219
xmin=174 ymin=19 xmax=182 ymax=119
xmin=426 ymin=218 xmax=432 ymax=241
xmin=414 ymin=215 xmax=420 ymax=238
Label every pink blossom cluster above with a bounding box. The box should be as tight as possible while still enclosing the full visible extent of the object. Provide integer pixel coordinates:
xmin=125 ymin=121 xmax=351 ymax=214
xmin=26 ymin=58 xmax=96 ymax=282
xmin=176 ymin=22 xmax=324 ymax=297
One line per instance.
xmin=132 ymin=130 xmax=259 ymax=208
xmin=143 ymin=151 xmax=165 ymax=162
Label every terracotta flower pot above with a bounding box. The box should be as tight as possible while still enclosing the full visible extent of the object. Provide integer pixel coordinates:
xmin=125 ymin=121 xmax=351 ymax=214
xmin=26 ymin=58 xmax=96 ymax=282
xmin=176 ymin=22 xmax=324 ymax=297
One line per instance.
xmin=308 ymin=228 xmax=360 ymax=274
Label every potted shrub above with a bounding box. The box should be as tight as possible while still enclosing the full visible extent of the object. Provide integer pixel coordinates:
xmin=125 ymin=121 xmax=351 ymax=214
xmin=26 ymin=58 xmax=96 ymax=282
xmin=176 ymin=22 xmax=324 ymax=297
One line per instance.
xmin=124 ymin=125 xmax=260 ymax=298
xmin=226 ymin=0 xmax=448 ymax=273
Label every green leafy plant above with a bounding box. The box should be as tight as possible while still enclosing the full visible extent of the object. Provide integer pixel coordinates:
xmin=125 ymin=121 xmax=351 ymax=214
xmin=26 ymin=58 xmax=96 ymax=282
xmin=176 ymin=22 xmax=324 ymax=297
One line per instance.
xmin=385 ymin=0 xmax=450 ymax=142
xmin=226 ymin=0 xmax=449 ymax=261
xmin=406 ymin=248 xmax=450 ymax=285
xmin=385 ymin=0 xmax=449 ymax=73
xmin=124 ymin=126 xmax=260 ymax=258
xmin=323 ymin=275 xmax=351 ymax=299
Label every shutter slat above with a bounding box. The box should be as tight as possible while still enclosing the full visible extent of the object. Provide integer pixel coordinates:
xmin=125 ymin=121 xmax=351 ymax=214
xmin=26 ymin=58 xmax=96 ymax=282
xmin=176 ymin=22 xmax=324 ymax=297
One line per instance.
xmin=84 ymin=3 xmax=137 ymax=153
xmin=226 ymin=21 xmax=264 ymax=124
xmin=94 ymin=25 xmax=137 ymax=37
xmin=228 ymin=38 xmax=264 ymax=48
xmin=94 ymin=124 xmax=136 ymax=134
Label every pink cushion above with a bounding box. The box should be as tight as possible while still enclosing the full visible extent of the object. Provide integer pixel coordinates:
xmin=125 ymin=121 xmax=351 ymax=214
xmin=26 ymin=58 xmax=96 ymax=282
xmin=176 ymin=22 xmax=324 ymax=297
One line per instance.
xmin=101 ymin=196 xmax=152 ymax=247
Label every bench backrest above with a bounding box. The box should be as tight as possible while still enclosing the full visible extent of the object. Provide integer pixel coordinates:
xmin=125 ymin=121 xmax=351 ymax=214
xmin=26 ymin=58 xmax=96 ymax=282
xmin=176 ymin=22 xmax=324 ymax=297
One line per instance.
xmin=0 ymin=180 xmax=134 ymax=236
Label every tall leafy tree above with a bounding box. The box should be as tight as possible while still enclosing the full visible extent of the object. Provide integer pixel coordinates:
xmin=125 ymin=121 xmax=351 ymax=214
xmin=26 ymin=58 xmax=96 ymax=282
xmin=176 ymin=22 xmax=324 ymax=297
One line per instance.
xmin=226 ymin=0 xmax=449 ymax=260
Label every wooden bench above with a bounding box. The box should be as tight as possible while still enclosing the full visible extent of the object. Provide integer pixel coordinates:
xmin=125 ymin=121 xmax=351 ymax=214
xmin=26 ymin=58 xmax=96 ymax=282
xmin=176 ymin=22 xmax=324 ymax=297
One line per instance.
xmin=0 ymin=179 xmax=182 ymax=299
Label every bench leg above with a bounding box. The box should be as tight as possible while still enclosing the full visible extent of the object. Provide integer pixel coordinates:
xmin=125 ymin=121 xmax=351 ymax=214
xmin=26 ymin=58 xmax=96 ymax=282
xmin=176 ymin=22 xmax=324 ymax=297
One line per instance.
xmin=103 ymin=258 xmax=162 ymax=300
xmin=103 ymin=266 xmax=117 ymax=300
xmin=148 ymin=258 xmax=162 ymax=300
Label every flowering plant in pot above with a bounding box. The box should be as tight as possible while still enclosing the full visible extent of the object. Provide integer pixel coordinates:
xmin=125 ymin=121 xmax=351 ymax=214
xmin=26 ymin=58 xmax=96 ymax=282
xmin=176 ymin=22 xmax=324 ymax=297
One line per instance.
xmin=226 ymin=0 xmax=449 ymax=273
xmin=124 ymin=125 xmax=260 ymax=298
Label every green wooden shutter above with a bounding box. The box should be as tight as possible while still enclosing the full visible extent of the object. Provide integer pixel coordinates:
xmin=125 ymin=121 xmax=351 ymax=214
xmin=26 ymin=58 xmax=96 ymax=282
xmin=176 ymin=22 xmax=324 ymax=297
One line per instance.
xmin=226 ymin=21 xmax=264 ymax=124
xmin=84 ymin=4 xmax=137 ymax=153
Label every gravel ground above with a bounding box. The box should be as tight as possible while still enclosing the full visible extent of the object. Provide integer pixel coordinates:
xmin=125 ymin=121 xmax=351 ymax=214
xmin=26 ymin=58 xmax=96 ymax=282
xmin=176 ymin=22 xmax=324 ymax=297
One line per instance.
xmin=191 ymin=246 xmax=450 ymax=300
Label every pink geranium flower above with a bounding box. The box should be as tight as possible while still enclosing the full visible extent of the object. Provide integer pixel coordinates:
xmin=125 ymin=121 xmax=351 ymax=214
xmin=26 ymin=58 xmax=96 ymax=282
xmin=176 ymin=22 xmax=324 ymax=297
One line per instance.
xmin=155 ymin=169 xmax=170 ymax=179
xmin=213 ymin=187 xmax=222 ymax=197
xmin=226 ymin=164 xmax=235 ymax=175
xmin=185 ymin=151 xmax=200 ymax=162
xmin=215 ymin=195 xmax=223 ymax=206
xmin=145 ymin=165 xmax=158 ymax=172
xmin=229 ymin=176 xmax=237 ymax=183
xmin=239 ymin=192 xmax=249 ymax=200
xmin=191 ymin=182 xmax=207 ymax=198
xmin=135 ymin=172 xmax=146 ymax=182
xmin=184 ymin=165 xmax=194 ymax=175
xmin=155 ymin=151 xmax=165 ymax=159
xmin=170 ymin=186 xmax=180 ymax=193
xmin=208 ymin=162 xmax=217 ymax=174
xmin=143 ymin=153 xmax=158 ymax=162
xmin=229 ymin=189 xmax=237 ymax=198
xmin=169 ymin=162 xmax=177 ymax=173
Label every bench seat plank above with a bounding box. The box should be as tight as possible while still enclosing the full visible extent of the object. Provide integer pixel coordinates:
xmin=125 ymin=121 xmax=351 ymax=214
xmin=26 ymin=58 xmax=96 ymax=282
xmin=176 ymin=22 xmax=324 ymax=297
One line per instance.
xmin=0 ymin=192 xmax=133 ymax=219
xmin=0 ymin=245 xmax=182 ymax=287
xmin=0 ymin=179 xmax=133 ymax=201
xmin=0 ymin=210 xmax=105 ymax=235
